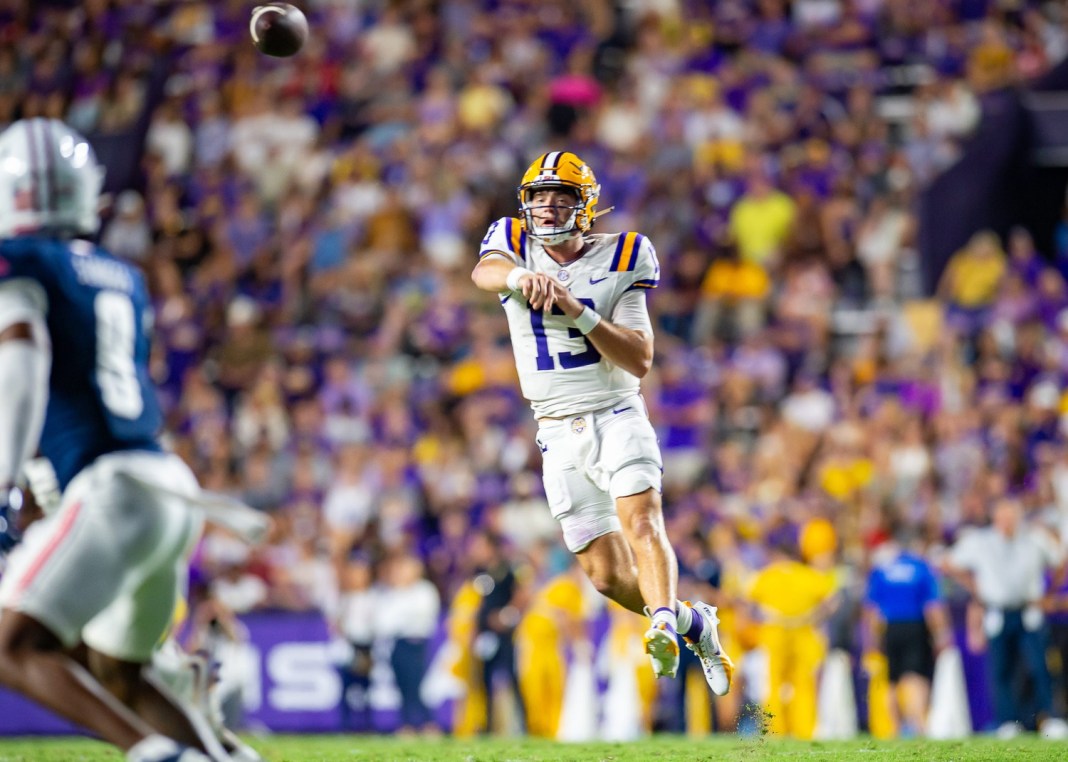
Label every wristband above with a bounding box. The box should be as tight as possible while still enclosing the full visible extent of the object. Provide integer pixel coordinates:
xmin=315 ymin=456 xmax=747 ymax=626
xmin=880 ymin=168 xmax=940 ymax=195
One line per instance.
xmin=506 ymin=267 xmax=531 ymax=292
xmin=573 ymin=306 xmax=602 ymax=335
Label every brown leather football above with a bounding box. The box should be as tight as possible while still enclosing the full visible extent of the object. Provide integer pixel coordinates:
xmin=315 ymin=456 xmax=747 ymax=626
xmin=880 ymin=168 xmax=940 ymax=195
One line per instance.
xmin=250 ymin=3 xmax=308 ymax=58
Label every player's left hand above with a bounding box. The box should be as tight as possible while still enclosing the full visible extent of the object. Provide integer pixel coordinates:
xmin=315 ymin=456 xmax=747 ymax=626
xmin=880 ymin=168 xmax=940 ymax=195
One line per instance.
xmin=543 ymin=278 xmax=583 ymax=318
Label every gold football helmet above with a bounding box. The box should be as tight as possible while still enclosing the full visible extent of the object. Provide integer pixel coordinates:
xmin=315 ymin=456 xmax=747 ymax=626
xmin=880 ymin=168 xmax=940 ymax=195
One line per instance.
xmin=517 ymin=151 xmax=600 ymax=244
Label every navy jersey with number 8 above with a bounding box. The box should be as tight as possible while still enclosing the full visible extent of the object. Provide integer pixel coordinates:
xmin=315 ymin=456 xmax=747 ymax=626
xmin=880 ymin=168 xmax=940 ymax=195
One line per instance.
xmin=0 ymin=236 xmax=161 ymax=489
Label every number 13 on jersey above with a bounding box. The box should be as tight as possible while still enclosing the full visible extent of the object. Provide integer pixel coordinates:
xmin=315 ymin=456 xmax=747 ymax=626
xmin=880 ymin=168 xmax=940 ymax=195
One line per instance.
xmin=529 ymin=298 xmax=600 ymax=371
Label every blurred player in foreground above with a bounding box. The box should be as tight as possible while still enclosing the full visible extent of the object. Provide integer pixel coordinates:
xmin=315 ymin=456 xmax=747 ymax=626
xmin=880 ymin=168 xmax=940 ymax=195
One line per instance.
xmin=471 ymin=151 xmax=732 ymax=694
xmin=20 ymin=457 xmax=267 ymax=761
xmin=0 ymin=118 xmax=239 ymax=762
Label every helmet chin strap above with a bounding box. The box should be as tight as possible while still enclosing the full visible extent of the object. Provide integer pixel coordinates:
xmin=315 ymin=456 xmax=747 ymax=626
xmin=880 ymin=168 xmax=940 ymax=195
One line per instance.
xmin=533 ymin=228 xmax=580 ymax=246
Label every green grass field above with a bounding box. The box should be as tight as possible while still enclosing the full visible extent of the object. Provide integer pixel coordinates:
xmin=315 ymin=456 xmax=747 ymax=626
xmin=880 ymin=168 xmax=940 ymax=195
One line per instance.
xmin=0 ymin=735 xmax=1063 ymax=762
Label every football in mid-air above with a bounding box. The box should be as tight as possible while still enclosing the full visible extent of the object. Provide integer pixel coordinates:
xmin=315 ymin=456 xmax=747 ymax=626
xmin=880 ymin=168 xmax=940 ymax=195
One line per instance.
xmin=250 ymin=3 xmax=308 ymax=57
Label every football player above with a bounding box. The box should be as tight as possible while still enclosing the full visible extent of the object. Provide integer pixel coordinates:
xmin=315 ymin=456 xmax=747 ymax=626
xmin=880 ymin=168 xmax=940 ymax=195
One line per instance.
xmin=16 ymin=456 xmax=267 ymax=762
xmin=471 ymin=151 xmax=733 ymax=695
xmin=0 ymin=118 xmax=228 ymax=762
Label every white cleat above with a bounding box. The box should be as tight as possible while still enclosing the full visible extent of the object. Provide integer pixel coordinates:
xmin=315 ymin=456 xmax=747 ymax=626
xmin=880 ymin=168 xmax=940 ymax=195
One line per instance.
xmin=126 ymin=735 xmax=212 ymax=762
xmin=683 ymin=601 xmax=734 ymax=696
xmin=996 ymin=721 xmax=1023 ymax=740
xmin=643 ymin=621 xmax=680 ymax=679
xmin=1040 ymin=718 xmax=1068 ymax=740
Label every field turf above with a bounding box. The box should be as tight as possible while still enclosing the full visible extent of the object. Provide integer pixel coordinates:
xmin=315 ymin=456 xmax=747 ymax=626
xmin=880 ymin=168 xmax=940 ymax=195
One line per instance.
xmin=0 ymin=735 xmax=1063 ymax=761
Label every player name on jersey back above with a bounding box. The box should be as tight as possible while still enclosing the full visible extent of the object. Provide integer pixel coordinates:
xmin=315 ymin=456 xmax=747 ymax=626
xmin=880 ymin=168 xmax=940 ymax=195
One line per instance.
xmin=71 ymin=251 xmax=135 ymax=293
xmin=479 ymin=217 xmax=660 ymax=418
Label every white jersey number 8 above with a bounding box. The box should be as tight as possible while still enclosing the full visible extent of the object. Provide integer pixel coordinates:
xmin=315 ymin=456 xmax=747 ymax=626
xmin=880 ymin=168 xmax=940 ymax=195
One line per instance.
xmin=94 ymin=291 xmax=144 ymax=420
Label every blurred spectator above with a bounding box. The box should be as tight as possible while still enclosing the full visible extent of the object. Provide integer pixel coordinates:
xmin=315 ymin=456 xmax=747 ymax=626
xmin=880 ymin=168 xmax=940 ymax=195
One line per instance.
xmin=945 ymin=497 xmax=1068 ymax=737
xmin=856 ymin=194 xmax=912 ymax=303
xmin=729 ymin=167 xmax=797 ymax=272
xmin=101 ymin=190 xmax=151 ymax=263
xmin=378 ymin=555 xmax=441 ymax=735
xmin=332 ymin=555 xmax=377 ymax=733
xmin=693 ymin=241 xmax=770 ymax=342
xmin=323 ymin=444 xmax=375 ymax=562
xmin=470 ymin=531 xmax=527 ymax=735
xmin=938 ymin=230 xmax=1007 ymax=337
xmin=863 ymin=524 xmax=953 ymax=737
xmin=747 ymin=531 xmax=839 ymax=740
xmin=146 ymin=99 xmax=194 ymax=178
xmin=96 ymin=70 xmax=145 ymax=134
xmin=515 ymin=563 xmax=591 ymax=739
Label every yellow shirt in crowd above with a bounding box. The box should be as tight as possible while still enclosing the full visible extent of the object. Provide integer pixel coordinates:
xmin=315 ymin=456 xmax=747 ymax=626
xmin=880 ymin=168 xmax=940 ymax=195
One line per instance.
xmin=749 ymin=560 xmax=837 ymax=620
xmin=943 ymin=251 xmax=1006 ymax=308
xmin=701 ymin=259 xmax=771 ymax=300
xmin=728 ymin=191 xmax=796 ymax=266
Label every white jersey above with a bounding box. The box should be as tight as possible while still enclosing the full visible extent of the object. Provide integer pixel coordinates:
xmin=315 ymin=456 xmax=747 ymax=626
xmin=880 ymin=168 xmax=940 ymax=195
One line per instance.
xmin=479 ymin=217 xmax=660 ymax=418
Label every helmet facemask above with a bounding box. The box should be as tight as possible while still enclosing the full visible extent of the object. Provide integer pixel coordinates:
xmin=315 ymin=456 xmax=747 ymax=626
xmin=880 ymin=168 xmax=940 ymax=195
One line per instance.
xmin=520 ymin=184 xmax=583 ymax=245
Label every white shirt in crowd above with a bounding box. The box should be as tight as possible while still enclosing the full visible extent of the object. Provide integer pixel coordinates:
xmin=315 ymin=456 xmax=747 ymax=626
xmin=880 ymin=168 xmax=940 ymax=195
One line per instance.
xmin=375 ymin=580 xmax=441 ymax=641
xmin=950 ymin=525 xmax=1065 ymax=609
xmin=337 ymin=588 xmax=379 ymax=647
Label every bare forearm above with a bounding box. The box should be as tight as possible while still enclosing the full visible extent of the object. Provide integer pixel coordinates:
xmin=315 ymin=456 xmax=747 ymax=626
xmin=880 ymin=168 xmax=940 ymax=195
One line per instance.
xmin=585 ymin=319 xmax=653 ymax=378
xmin=471 ymin=256 xmax=518 ymax=293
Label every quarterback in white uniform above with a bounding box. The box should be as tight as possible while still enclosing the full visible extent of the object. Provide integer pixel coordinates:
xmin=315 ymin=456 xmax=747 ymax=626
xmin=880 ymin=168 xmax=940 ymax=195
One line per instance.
xmin=471 ymin=151 xmax=733 ymax=694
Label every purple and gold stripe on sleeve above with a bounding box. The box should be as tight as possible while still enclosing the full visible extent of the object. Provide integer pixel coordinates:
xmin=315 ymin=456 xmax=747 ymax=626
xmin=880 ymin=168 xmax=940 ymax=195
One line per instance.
xmin=610 ymin=232 xmax=643 ymax=272
xmin=626 ymin=278 xmax=659 ymax=290
xmin=508 ymin=217 xmax=526 ymax=258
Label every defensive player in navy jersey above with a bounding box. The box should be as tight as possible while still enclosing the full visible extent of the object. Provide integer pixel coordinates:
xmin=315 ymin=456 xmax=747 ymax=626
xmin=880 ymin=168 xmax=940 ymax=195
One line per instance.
xmin=0 ymin=119 xmax=228 ymax=762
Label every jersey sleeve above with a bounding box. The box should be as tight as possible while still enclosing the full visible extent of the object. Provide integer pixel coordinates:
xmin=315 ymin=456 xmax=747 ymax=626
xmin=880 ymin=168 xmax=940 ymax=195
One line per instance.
xmin=609 ymin=233 xmax=660 ymax=291
xmin=0 ymin=241 xmax=50 ymax=331
xmin=477 ymin=217 xmax=528 ymax=265
xmin=610 ymin=288 xmax=653 ymax=334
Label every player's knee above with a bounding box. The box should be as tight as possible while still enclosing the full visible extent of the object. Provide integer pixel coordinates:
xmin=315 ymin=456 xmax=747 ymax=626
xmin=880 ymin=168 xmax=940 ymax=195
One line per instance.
xmin=588 ymin=566 xmax=626 ymax=599
xmin=624 ymin=510 xmax=665 ymax=545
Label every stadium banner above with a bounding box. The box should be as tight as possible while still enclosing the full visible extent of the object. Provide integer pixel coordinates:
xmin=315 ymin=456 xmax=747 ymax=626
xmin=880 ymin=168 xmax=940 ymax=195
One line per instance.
xmin=0 ymin=610 xmax=414 ymax=735
xmin=0 ymin=612 xmax=992 ymax=735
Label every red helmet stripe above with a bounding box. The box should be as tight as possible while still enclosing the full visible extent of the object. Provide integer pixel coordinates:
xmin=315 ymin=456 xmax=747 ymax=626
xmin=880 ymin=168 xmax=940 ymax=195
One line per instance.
xmin=41 ymin=120 xmax=58 ymax=214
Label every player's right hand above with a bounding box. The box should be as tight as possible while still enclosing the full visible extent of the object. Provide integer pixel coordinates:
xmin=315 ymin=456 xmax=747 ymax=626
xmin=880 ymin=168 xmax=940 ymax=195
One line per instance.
xmin=22 ymin=458 xmax=60 ymax=516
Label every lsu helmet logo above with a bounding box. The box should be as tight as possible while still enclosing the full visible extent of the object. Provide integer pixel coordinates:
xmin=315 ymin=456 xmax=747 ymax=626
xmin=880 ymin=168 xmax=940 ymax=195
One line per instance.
xmin=517 ymin=151 xmax=603 ymax=245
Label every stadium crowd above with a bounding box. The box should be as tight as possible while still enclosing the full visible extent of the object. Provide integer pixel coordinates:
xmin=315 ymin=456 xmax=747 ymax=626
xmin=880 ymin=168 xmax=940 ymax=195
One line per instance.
xmin=7 ymin=0 xmax=1068 ymax=740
